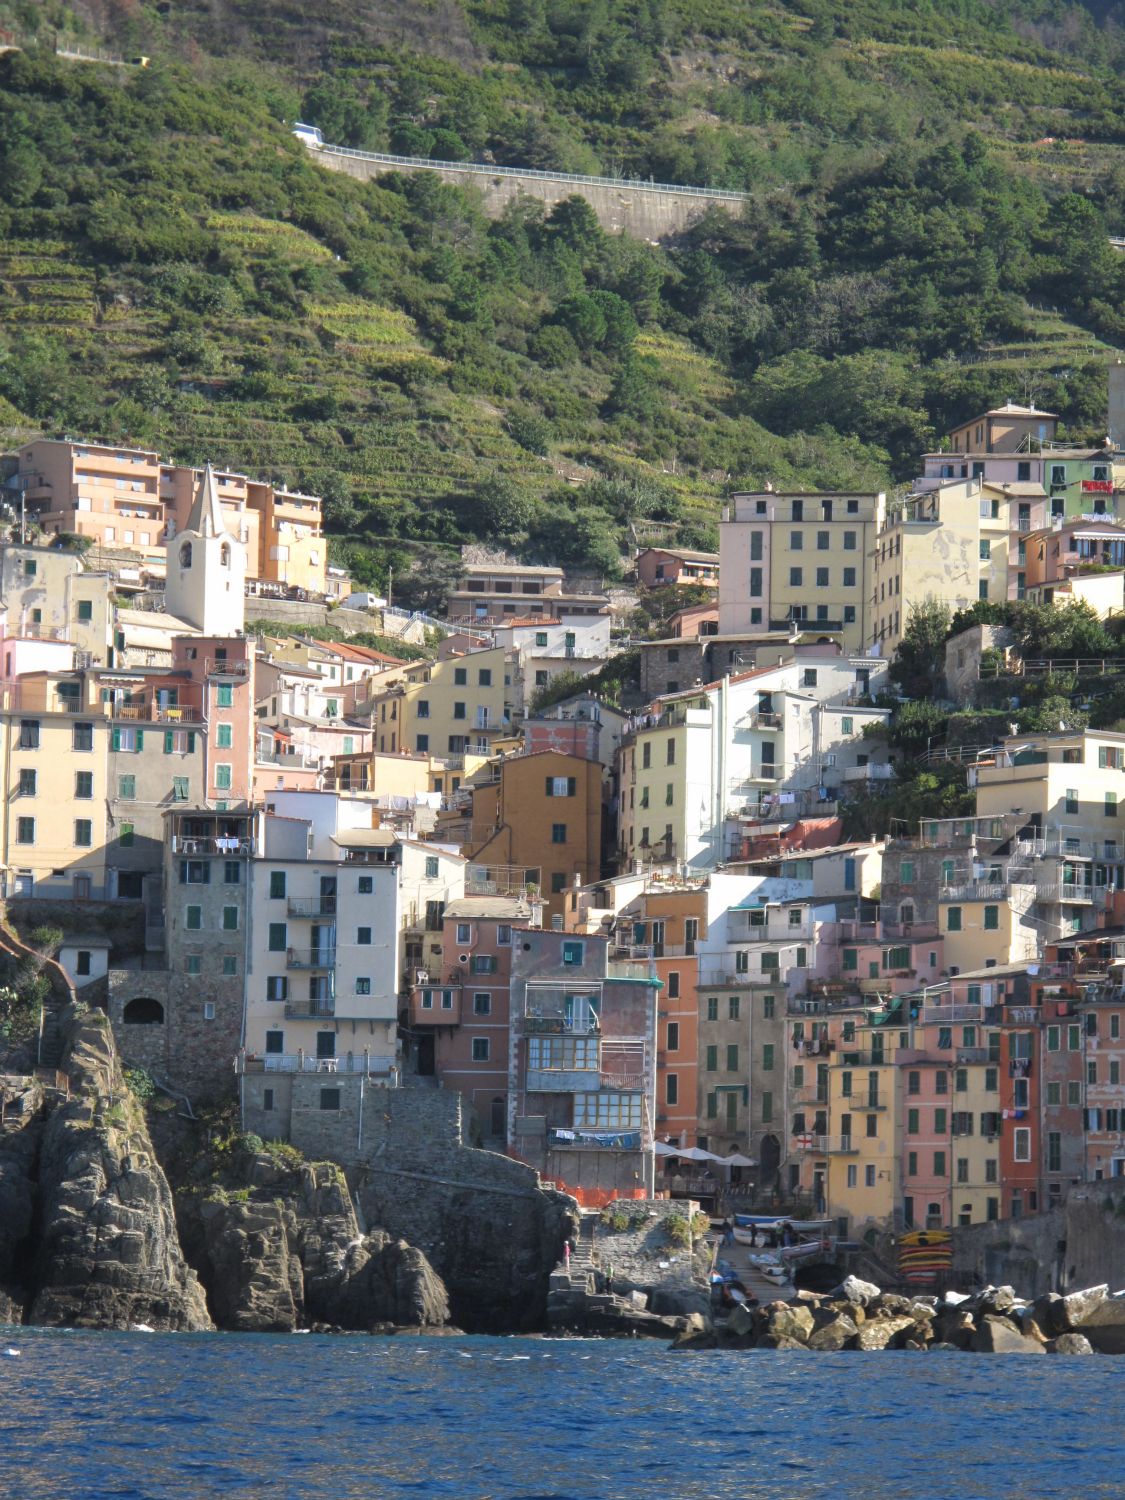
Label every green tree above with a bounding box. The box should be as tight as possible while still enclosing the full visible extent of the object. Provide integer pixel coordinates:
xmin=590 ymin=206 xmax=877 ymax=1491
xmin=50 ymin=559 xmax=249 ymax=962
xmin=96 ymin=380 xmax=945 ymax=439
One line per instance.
xmin=890 ymin=598 xmax=951 ymax=699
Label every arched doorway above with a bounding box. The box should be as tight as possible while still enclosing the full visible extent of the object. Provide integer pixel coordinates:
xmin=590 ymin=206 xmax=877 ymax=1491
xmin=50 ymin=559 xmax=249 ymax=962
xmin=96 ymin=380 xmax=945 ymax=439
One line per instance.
xmin=122 ymin=997 xmax=165 ymax=1025
xmin=759 ymin=1132 xmax=781 ymax=1185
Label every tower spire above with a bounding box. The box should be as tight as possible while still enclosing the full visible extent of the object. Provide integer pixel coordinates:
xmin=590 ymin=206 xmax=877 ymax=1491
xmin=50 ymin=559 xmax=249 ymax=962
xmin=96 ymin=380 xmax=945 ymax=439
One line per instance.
xmin=185 ymin=462 xmax=228 ymax=538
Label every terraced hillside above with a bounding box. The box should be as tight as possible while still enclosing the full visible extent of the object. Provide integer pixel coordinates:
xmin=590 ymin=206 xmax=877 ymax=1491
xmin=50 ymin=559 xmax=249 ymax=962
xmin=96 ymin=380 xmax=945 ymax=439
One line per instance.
xmin=0 ymin=3 xmax=1122 ymax=599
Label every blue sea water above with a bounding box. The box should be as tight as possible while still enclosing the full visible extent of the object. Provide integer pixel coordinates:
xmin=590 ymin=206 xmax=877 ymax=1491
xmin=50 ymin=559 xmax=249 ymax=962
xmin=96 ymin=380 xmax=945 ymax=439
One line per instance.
xmin=0 ymin=1329 xmax=1121 ymax=1500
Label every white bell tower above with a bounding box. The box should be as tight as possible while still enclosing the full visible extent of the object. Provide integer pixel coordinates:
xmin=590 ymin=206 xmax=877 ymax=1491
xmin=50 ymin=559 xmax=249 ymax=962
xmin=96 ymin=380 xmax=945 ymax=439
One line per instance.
xmin=164 ymin=463 xmax=246 ymax=636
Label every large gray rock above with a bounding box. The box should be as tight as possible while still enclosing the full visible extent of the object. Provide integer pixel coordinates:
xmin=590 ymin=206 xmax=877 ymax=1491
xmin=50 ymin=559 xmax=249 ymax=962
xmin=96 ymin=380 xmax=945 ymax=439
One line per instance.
xmin=807 ymin=1314 xmax=857 ymax=1350
xmin=833 ymin=1275 xmax=881 ymax=1307
xmin=1061 ymin=1284 xmax=1108 ymax=1331
xmin=1074 ymin=1293 xmax=1125 ymax=1354
xmin=855 ymin=1314 xmax=915 ymax=1351
xmin=1029 ymin=1292 xmax=1067 ymax=1338
xmin=1048 ymin=1332 xmax=1095 ymax=1355
xmin=201 ymin=1197 xmax=303 ymax=1332
xmin=971 ymin=1315 xmax=1045 ymax=1354
xmin=764 ymin=1302 xmax=814 ymax=1343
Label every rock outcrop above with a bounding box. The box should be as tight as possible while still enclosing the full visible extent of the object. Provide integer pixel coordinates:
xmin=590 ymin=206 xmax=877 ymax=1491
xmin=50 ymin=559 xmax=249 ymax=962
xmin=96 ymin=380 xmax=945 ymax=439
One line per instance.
xmin=672 ymin=1279 xmax=1125 ymax=1356
xmin=181 ymin=1153 xmax=450 ymax=1334
xmin=28 ymin=1009 xmax=212 ymax=1331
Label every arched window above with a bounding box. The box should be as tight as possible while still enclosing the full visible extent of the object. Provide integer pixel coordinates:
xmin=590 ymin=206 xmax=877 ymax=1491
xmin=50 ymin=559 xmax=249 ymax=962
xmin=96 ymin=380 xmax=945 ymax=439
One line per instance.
xmin=179 ymin=542 xmax=192 ymax=569
xmin=220 ymin=542 xmax=231 ymax=568
xmin=122 ymin=996 xmax=165 ymax=1025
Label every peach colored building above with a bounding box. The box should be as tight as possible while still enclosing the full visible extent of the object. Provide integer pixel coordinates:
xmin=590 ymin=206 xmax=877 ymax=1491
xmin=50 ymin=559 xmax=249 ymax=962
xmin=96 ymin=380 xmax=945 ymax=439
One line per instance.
xmin=634 ymin=547 xmax=719 ymax=590
xmin=406 ymin=894 xmax=537 ymax=1144
xmin=11 ymin=440 xmax=329 ymax=594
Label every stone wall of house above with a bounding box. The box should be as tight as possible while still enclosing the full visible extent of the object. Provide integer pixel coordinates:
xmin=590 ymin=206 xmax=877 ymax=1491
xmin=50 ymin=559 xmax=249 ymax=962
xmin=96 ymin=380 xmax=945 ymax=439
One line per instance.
xmin=108 ymin=969 xmax=242 ymax=1102
xmin=951 ymin=1183 xmax=1125 ymax=1298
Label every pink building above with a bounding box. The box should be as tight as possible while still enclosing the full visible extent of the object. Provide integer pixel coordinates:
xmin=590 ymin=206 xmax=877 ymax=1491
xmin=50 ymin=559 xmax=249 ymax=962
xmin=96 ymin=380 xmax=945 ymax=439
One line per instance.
xmin=635 ymin=547 xmax=719 ymax=590
xmin=406 ymin=894 xmax=537 ymax=1144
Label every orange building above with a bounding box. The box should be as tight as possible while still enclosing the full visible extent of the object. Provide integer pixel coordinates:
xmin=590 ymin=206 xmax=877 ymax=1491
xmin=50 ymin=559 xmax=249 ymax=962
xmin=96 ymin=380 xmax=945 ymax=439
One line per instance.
xmin=468 ymin=750 xmax=604 ymax=923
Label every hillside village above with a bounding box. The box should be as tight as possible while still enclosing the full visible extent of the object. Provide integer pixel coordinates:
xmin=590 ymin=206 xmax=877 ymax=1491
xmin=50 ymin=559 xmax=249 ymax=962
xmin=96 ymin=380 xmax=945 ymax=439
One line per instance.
xmin=0 ymin=362 xmax=1122 ymax=1287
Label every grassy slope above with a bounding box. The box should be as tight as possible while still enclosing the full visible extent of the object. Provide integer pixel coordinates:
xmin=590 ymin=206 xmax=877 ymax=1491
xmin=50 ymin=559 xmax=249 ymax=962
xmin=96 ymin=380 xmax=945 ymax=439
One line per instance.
xmin=0 ymin=1 xmax=1122 ymax=597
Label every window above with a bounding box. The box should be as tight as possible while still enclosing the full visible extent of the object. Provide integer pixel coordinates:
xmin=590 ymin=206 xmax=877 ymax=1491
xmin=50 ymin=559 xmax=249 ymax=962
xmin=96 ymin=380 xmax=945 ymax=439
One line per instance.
xmin=223 ymin=861 xmax=241 ymax=885
xmin=666 ymin=1074 xmax=679 ymax=1106
xmin=216 ymin=723 xmax=233 ymax=749
xmin=222 ymin=906 xmax=238 ymax=931
xmin=1107 ymin=793 xmax=1118 ymax=819
xmin=900 ymin=860 xmax=915 ymax=884
xmin=472 ymin=1037 xmax=490 ymax=1062
xmin=356 ymin=978 xmax=371 ymax=995
xmin=222 ymin=956 xmax=237 ymax=977
xmin=802 ymin=669 xmax=818 ymax=688
xmin=16 ymin=768 xmax=35 ymax=798
xmin=19 ymin=720 xmax=39 ymax=750
xmin=184 ymin=954 xmax=201 ymax=975
xmin=270 ymin=871 xmax=287 ymax=899
xmin=983 ymin=905 xmax=998 ymax=930
xmin=216 ymin=684 xmax=233 ymax=709
xmin=789 ymin=567 xmax=803 ymax=587
xmin=666 ymin=738 xmax=676 ymax=766
xmin=118 ymin=822 xmax=134 ymax=848
xmin=74 ymin=819 xmax=92 ymax=847
xmin=1066 ymin=788 xmax=1079 ymax=815
xmin=357 ymin=927 xmax=372 ymax=946
xmin=667 ymin=971 xmax=680 ymax=998
xmin=706 ymin=1045 xmax=718 ymax=1071
xmin=790 ymin=531 xmax=803 ymax=551
xmin=473 ymin=992 xmax=491 ymax=1016
xmin=1014 ymin=1127 xmax=1031 ymax=1162
xmin=320 ymin=1088 xmax=341 ymax=1112
xmin=551 ymin=873 xmax=567 ymax=893
xmin=173 ymin=776 xmax=189 ymax=802
xmin=865 ymin=1165 xmax=876 ymax=1188
xmin=214 ymin=764 xmax=232 ymax=791
xmin=562 ymin=941 xmax=584 ymax=966
xmin=75 ymin=770 xmax=94 ymax=800
xmin=726 ymin=1044 xmax=739 ymax=1072
xmin=453 ymin=667 xmax=468 ymax=686
xmin=551 ymin=823 xmax=567 ymax=844
xmin=816 ymin=568 xmax=829 ymax=587
xmin=946 ymin=907 xmax=962 ymax=932
xmin=471 ymin=954 xmax=497 ymax=975
xmin=706 ymin=998 xmax=718 ymax=1022
xmin=73 ymin=722 xmax=93 ymax=752
xmin=185 ymin=905 xmax=202 ymax=930
xmin=907 ymin=1109 xmax=919 ymax=1135
xmin=847 ymin=1165 xmax=857 ymax=1188
xmin=728 ymin=996 xmax=740 ymax=1020
xmin=268 ymin=922 xmax=287 ymax=952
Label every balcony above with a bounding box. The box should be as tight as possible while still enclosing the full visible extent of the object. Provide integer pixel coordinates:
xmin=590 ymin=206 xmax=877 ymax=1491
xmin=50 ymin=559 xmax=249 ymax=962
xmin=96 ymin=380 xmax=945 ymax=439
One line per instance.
xmin=525 ymin=1067 xmax=601 ymax=1092
xmin=519 ymin=1012 xmax=600 ymax=1036
xmin=239 ymin=1052 xmax=395 ymax=1076
xmin=697 ymin=965 xmax=761 ymax=987
xmin=112 ymin=703 xmax=203 ymax=723
xmin=841 ymin=763 xmax=895 ymax=782
xmin=206 ymin=658 xmax=251 ymax=679
xmin=284 ymin=1000 xmax=335 ymax=1019
xmin=919 ymin=1004 xmax=990 ymax=1024
xmin=938 ymin=881 xmax=1009 ymax=902
xmin=172 ymin=835 xmax=257 ymax=856
xmin=287 ymin=897 xmax=338 ymax=917
xmin=286 ymin=947 xmax=336 ymax=969
xmin=1038 ymin=882 xmax=1108 ymax=907
xmin=955 ymin=1047 xmax=990 ymax=1065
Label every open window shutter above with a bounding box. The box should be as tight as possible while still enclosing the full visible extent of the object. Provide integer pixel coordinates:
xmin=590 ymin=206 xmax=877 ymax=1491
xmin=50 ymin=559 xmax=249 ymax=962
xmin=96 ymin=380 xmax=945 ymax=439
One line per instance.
xmin=545 ymin=776 xmax=553 ymax=796
xmin=568 ymin=777 xmax=577 ymax=796
xmin=164 ymin=731 xmax=174 ymax=754
xmin=188 ymin=732 xmax=196 ymax=753
xmin=135 ymin=729 xmax=144 ymax=751
xmin=111 ymin=727 xmax=121 ymax=752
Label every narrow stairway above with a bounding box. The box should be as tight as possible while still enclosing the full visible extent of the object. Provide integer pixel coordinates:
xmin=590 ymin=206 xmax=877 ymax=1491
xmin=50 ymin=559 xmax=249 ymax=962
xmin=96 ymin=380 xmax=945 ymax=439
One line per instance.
xmin=38 ymin=1005 xmax=64 ymax=1069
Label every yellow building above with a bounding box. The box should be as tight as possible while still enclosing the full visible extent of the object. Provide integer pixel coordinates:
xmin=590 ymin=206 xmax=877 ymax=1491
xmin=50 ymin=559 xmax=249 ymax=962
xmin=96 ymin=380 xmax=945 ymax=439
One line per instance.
xmin=718 ymin=491 xmax=885 ymax=655
xmin=0 ymin=676 xmax=111 ymax=898
xmin=823 ymin=1018 xmax=900 ymax=1236
xmin=873 ymin=478 xmax=986 ymax=656
xmin=366 ymin=645 xmax=509 ymax=759
xmin=250 ymin=483 xmax=325 ymax=594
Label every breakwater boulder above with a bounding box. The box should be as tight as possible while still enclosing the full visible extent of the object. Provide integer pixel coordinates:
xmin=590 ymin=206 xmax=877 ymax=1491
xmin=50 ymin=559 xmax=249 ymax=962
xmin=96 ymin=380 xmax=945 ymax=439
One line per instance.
xmin=671 ymin=1280 xmax=1121 ymax=1354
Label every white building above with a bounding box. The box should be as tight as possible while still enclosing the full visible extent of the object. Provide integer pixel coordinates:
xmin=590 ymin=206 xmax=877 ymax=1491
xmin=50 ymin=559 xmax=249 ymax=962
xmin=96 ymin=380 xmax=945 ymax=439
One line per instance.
xmin=164 ymin=464 xmax=247 ymax=637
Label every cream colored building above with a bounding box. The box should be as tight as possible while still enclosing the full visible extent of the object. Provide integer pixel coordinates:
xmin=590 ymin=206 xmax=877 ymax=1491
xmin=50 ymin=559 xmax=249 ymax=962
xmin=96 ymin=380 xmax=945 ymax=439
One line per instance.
xmin=365 ymin=645 xmax=509 ymax=759
xmin=719 ymin=492 xmax=885 ymax=655
xmin=872 ymin=478 xmax=988 ymax=656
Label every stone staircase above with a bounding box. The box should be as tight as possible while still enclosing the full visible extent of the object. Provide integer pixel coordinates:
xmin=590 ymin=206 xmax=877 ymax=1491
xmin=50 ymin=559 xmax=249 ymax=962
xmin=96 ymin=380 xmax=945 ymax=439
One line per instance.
xmin=37 ymin=1005 xmax=63 ymax=1069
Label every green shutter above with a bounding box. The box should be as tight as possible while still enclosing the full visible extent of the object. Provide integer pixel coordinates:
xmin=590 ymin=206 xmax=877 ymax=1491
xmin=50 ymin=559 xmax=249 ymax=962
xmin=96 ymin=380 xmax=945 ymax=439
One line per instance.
xmin=111 ymin=728 xmax=121 ymax=752
xmin=188 ymin=732 xmax=196 ymax=753
xmin=135 ymin=729 xmax=144 ymax=751
xmin=165 ymin=731 xmax=174 ymax=754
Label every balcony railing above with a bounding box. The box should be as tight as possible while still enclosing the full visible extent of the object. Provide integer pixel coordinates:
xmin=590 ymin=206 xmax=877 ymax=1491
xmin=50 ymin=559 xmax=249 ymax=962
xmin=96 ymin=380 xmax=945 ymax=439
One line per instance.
xmin=599 ymin=1071 xmax=645 ymax=1092
xmin=239 ymin=1052 xmax=395 ymax=1075
xmin=112 ymin=703 xmax=203 ymax=723
xmin=287 ymin=897 xmax=337 ymax=917
xmin=286 ymin=947 xmax=336 ymax=969
xmin=697 ymin=965 xmax=762 ymax=987
xmin=206 ymin=658 xmax=251 ymax=678
xmin=172 ymin=835 xmax=257 ymax=856
xmin=938 ymin=881 xmax=1009 ymax=902
xmin=284 ymin=1000 xmax=335 ymax=1019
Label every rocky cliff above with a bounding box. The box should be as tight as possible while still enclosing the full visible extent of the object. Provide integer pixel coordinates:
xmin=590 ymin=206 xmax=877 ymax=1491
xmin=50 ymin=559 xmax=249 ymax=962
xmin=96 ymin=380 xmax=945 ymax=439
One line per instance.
xmin=177 ymin=1151 xmax=450 ymax=1334
xmin=0 ymin=1007 xmax=214 ymax=1330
